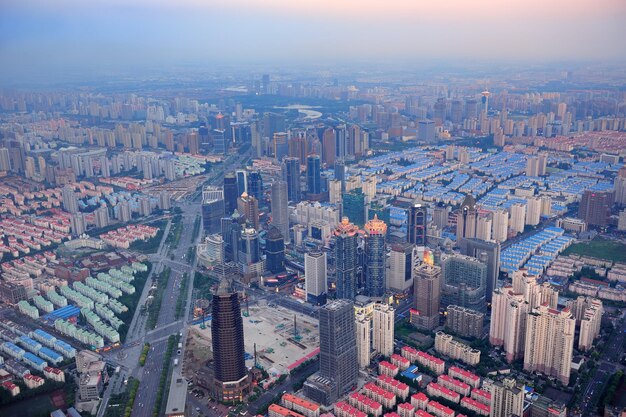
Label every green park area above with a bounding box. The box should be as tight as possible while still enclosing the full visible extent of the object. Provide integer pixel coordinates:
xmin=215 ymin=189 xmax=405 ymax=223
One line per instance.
xmin=562 ymin=237 xmax=626 ymax=263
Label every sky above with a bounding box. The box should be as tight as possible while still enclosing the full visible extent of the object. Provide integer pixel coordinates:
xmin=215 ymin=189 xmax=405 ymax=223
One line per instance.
xmin=1 ymin=0 xmax=626 ymax=84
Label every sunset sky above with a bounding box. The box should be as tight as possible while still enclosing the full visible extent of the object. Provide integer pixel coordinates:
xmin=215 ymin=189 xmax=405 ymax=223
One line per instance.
xmin=1 ymin=0 xmax=625 ymax=82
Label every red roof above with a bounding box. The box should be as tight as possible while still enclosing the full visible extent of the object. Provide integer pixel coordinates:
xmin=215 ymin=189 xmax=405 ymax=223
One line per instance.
xmin=428 ymin=383 xmax=459 ymax=399
xmin=461 ymin=397 xmax=490 ymax=413
xmin=472 ymin=388 xmax=491 ymax=400
xmin=428 ymin=400 xmax=455 ymax=416
xmin=439 ymin=375 xmax=470 ymax=390
xmin=449 ymin=366 xmax=480 ymax=381
xmin=416 ymin=411 xmax=435 ymax=417
xmin=412 ymin=392 xmax=429 ymax=402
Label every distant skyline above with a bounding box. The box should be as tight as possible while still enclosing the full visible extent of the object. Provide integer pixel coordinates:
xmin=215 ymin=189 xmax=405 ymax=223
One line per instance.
xmin=1 ymin=0 xmax=626 ymax=85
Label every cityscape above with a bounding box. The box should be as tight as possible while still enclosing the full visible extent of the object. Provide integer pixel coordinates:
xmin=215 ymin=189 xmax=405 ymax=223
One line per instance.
xmin=1 ymin=1 xmax=626 ymax=417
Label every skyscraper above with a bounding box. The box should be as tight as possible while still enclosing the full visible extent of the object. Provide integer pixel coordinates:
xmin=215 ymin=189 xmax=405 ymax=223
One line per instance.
xmin=579 ymin=189 xmax=614 ymax=227
xmin=223 ymin=172 xmax=239 ymax=216
xmin=306 ymin=154 xmax=322 ymax=195
xmin=246 ymin=171 xmax=263 ymax=205
xmin=202 ymin=186 xmax=225 ymax=235
xmin=364 ymin=216 xmax=387 ymax=297
xmin=456 ymin=195 xmax=478 ymax=242
xmin=282 ymin=157 xmax=301 ymax=203
xmin=372 ymin=303 xmax=394 ymax=357
xmin=342 ymin=189 xmax=365 ymax=227
xmin=334 ymin=217 xmax=359 ymax=300
xmin=407 ymin=203 xmax=427 ymax=246
xmin=489 ymin=377 xmax=525 ymax=417
xmin=211 ymin=291 xmax=249 ymax=402
xmin=238 ymin=227 xmax=261 ymax=266
xmin=523 ymin=305 xmax=575 ymax=385
xmin=265 ymin=227 xmax=285 ymax=274
xmin=413 ymin=262 xmax=441 ymax=331
xmin=489 ymin=286 xmax=528 ymax=362
xmin=418 ymin=120 xmax=435 ymax=142
xmin=305 ymin=251 xmax=327 ymax=305
xmin=271 ymin=180 xmax=290 ymax=244
xmin=307 ymin=299 xmax=358 ymax=404
xmin=386 ymin=243 xmax=414 ymax=292
xmin=355 ymin=314 xmax=371 ymax=369
xmin=441 ymin=254 xmax=487 ymax=312
xmin=461 ymin=238 xmax=501 ymax=302
xmin=237 ymin=192 xmax=260 ymax=230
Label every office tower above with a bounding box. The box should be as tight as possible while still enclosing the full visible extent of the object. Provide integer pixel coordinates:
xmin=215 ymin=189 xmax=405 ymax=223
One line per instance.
xmin=237 ymin=192 xmax=260 ymax=230
xmin=386 ymin=243 xmax=414 ymax=292
xmin=481 ymin=90 xmax=490 ymax=113
xmin=334 ymin=160 xmax=346 ymax=191
xmin=94 ymin=205 xmax=109 ymax=229
xmin=265 ymin=227 xmax=285 ymax=274
xmin=211 ymin=129 xmax=227 ymax=154
xmin=238 ymin=227 xmax=260 ymax=265
xmin=432 ymin=203 xmax=449 ymax=230
xmin=305 ymin=251 xmax=327 ymax=305
xmin=335 ymin=125 xmax=348 ymax=159
xmin=223 ymin=172 xmax=239 ymax=216
xmin=489 ymin=377 xmax=525 ymax=417
xmin=306 ymin=155 xmax=322 ymax=195
xmin=334 ymin=217 xmax=359 ymax=300
xmin=418 ymin=120 xmax=435 ymax=142
xmin=282 ymin=157 xmax=301 ymax=203
xmin=523 ymin=305 xmax=575 ymax=385
xmin=211 ymin=291 xmax=249 ymax=402
xmin=322 ymin=128 xmax=336 ymax=165
xmin=271 ymin=180 xmax=290 ymax=244
xmin=578 ymin=190 xmax=614 ymax=227
xmin=158 ymin=190 xmax=171 ymax=211
xmin=456 ymin=195 xmax=477 ymax=241
xmin=342 ymin=189 xmax=365 ymax=227
xmin=433 ymin=98 xmax=447 ymax=123
xmin=450 ymin=100 xmax=463 ymax=124
xmin=413 ymin=262 xmax=441 ymax=331
xmin=491 ymin=209 xmax=509 ymax=243
xmin=223 ymin=212 xmax=245 ymax=263
xmin=372 ymin=303 xmax=394 ymax=357
xmin=70 ymin=213 xmax=86 ymax=236
xmin=263 ymin=112 xmax=285 ymax=139
xmin=461 ymin=238 xmax=501 ymax=302
xmin=407 ymin=203 xmax=427 ymax=246
xmin=566 ymin=296 xmax=603 ymax=352
xmin=246 ymin=171 xmax=263 ymax=205
xmin=318 ymin=300 xmax=358 ymax=400
xmin=509 ymin=202 xmax=526 ymax=233
xmin=364 ymin=216 xmax=387 ymax=297
xmin=355 ymin=314 xmax=371 ymax=368
xmin=367 ymin=201 xmax=390 ymax=225
xmin=615 ymin=167 xmax=626 ymax=206
xmin=62 ymin=185 xmax=78 ymax=214
xmin=445 ymin=305 xmax=484 ymax=339
xmin=489 ymin=287 xmax=528 ymax=362
xmin=202 ymin=186 xmax=225 ymax=235
xmin=0 ymin=148 xmax=10 ymax=171
xmin=235 ymin=170 xmax=248 ymax=197
xmin=441 ymin=254 xmax=487 ymax=313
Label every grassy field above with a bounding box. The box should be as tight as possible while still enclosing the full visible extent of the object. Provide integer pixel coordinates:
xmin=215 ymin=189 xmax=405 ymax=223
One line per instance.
xmin=562 ymin=237 xmax=626 ymax=263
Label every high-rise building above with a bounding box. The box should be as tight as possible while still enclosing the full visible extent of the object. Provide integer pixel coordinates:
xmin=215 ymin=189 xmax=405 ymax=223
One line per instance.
xmin=305 ymin=251 xmax=327 ymax=305
xmin=342 ymin=189 xmax=365 ymax=227
xmin=456 ymin=195 xmax=478 ymax=241
xmin=491 ymin=208 xmax=509 ymax=243
xmin=509 ymin=202 xmax=526 ymax=233
xmin=461 ymin=238 xmax=501 ymax=302
xmin=62 ymin=185 xmax=78 ymax=214
xmin=355 ymin=314 xmax=371 ymax=368
xmin=441 ymin=254 xmax=487 ymax=313
xmin=271 ymin=180 xmax=290 ymax=244
xmin=211 ymin=291 xmax=249 ymax=402
xmin=246 ymin=171 xmax=263 ymax=205
xmin=386 ymin=243 xmax=414 ymax=293
xmin=524 ymin=305 xmax=575 ymax=385
xmin=202 ymin=186 xmax=225 ymax=235
xmin=418 ymin=120 xmax=435 ymax=142
xmin=318 ymin=300 xmax=357 ymax=399
xmin=282 ymin=157 xmax=301 ymax=203
xmin=372 ymin=303 xmax=394 ymax=357
xmin=289 ymin=133 xmax=308 ymax=164
xmin=70 ymin=213 xmax=86 ymax=235
xmin=306 ymin=155 xmax=322 ymax=195
xmin=94 ymin=205 xmax=109 ymax=229
xmin=407 ymin=203 xmax=427 ymax=246
xmin=334 ymin=217 xmax=359 ymax=300
xmin=237 ymin=192 xmax=260 ymax=230
xmin=211 ymin=129 xmax=227 ymax=155
xmin=489 ymin=287 xmax=528 ymax=363
xmin=566 ymin=296 xmax=603 ymax=352
xmin=223 ymin=172 xmax=239 ymax=216
xmin=615 ymin=166 xmax=626 ymax=206
xmin=445 ymin=305 xmax=484 ymax=339
xmin=475 ymin=212 xmax=492 ymax=241
xmin=235 ymin=170 xmax=248 ymax=197
xmin=265 ymin=227 xmax=285 ymax=274
xmin=525 ymin=153 xmax=547 ymax=177
xmin=364 ymin=216 xmax=387 ymax=297
xmin=238 ymin=227 xmax=261 ymax=266
xmin=511 ymin=270 xmax=558 ymax=310
xmin=412 ymin=262 xmax=441 ymax=331
xmin=273 ymin=132 xmax=289 ymax=161
xmin=579 ymin=190 xmax=614 ymax=227
xmin=322 ymin=128 xmax=336 ymax=166
xmin=489 ymin=377 xmax=525 ymax=417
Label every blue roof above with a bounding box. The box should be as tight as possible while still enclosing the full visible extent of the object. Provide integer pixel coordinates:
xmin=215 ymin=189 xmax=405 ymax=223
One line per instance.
xmin=45 ymin=305 xmax=81 ymax=320
xmin=23 ymin=352 xmax=46 ymax=366
xmin=33 ymin=329 xmax=56 ymax=341
xmin=39 ymin=347 xmax=63 ymax=361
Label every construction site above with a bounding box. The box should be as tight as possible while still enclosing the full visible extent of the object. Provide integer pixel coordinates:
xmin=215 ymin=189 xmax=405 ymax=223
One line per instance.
xmin=183 ymin=301 xmax=320 ymax=379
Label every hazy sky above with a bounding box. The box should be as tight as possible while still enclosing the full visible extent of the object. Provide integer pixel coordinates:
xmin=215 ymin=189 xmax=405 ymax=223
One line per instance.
xmin=1 ymin=0 xmax=626 ymax=84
